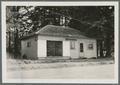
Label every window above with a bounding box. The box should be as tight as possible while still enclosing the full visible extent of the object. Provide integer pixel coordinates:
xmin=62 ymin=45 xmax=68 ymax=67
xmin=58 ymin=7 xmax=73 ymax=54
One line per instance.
xmin=70 ymin=41 xmax=75 ymax=49
xmin=80 ymin=43 xmax=83 ymax=52
xmin=35 ymin=36 xmax=38 ymax=41
xmin=27 ymin=42 xmax=31 ymax=47
xmin=88 ymin=44 xmax=93 ymax=50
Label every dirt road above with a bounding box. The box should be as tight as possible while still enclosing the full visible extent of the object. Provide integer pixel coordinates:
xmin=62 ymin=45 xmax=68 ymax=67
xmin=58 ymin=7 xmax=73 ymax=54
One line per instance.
xmin=7 ymin=64 xmax=114 ymax=79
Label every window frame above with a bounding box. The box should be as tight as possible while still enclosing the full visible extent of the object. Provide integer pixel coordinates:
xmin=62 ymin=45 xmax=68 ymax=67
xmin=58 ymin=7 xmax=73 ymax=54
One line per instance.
xmin=70 ymin=41 xmax=75 ymax=49
xmin=27 ymin=41 xmax=31 ymax=47
xmin=80 ymin=43 xmax=84 ymax=52
xmin=88 ymin=43 xmax=94 ymax=50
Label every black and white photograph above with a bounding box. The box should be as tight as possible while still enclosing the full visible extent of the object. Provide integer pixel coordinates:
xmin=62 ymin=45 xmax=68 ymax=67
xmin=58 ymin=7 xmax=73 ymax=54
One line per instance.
xmin=1 ymin=1 xmax=119 ymax=83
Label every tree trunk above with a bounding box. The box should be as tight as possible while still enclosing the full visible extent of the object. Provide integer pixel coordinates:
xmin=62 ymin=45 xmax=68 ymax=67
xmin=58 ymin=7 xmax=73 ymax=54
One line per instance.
xmin=105 ymin=33 xmax=113 ymax=57
xmin=14 ymin=29 xmax=19 ymax=58
xmin=97 ymin=40 xmax=104 ymax=58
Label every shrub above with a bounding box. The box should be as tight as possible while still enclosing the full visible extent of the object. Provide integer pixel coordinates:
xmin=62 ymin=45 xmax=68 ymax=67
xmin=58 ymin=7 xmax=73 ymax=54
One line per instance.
xmin=22 ymin=54 xmax=27 ymax=59
xmin=79 ymin=57 xmax=87 ymax=59
xmin=90 ymin=57 xmax=97 ymax=59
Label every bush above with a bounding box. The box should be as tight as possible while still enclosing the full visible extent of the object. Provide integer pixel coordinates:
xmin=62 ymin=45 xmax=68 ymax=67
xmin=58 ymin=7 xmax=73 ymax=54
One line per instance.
xmin=22 ymin=54 xmax=27 ymax=59
xmin=79 ymin=57 xmax=87 ymax=59
xmin=90 ymin=57 xmax=97 ymax=59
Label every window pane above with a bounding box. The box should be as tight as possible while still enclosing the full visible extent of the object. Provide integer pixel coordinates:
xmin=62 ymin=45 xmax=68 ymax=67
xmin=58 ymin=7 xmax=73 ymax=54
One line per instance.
xmin=80 ymin=43 xmax=83 ymax=52
xmin=27 ymin=42 xmax=31 ymax=47
xmin=88 ymin=44 xmax=93 ymax=49
xmin=70 ymin=41 xmax=75 ymax=49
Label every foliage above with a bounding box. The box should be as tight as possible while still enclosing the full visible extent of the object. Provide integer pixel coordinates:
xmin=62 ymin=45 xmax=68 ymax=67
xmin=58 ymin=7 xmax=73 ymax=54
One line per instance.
xmin=6 ymin=6 xmax=114 ymax=58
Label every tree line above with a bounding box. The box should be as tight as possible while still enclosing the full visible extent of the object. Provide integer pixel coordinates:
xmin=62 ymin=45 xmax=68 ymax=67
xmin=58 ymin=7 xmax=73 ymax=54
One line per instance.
xmin=6 ymin=6 xmax=114 ymax=58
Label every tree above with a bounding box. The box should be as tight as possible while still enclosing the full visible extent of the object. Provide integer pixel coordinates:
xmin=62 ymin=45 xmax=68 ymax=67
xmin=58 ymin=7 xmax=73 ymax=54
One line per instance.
xmin=6 ymin=6 xmax=114 ymax=58
xmin=6 ymin=6 xmax=21 ymax=58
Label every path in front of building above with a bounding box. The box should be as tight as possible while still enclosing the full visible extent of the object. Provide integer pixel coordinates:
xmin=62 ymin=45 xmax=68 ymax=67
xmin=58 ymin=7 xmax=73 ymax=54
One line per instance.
xmin=7 ymin=64 xmax=114 ymax=79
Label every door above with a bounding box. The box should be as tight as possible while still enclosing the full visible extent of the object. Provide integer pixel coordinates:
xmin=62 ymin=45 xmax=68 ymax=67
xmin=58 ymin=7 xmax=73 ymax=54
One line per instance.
xmin=79 ymin=43 xmax=84 ymax=57
xmin=47 ymin=41 xmax=62 ymax=56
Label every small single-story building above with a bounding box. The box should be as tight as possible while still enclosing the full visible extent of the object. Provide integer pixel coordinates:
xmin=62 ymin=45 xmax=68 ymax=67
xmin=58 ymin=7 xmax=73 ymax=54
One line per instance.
xmin=21 ymin=25 xmax=97 ymax=59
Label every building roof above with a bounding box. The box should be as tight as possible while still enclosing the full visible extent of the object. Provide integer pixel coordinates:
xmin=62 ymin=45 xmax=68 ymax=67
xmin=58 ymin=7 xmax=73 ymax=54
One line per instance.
xmin=21 ymin=25 xmax=92 ymax=40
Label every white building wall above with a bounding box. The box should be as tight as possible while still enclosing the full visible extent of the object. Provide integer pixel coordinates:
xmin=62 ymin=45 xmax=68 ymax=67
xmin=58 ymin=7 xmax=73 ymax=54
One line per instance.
xmin=70 ymin=41 xmax=79 ymax=58
xmin=38 ymin=35 xmax=65 ymax=41
xmin=21 ymin=37 xmax=38 ymax=59
xmin=84 ymin=40 xmax=97 ymax=58
xmin=78 ymin=39 xmax=97 ymax=58
xmin=21 ymin=35 xmax=97 ymax=59
xmin=37 ymin=39 xmax=47 ymax=58
xmin=63 ymin=41 xmax=70 ymax=56
xmin=38 ymin=35 xmax=71 ymax=58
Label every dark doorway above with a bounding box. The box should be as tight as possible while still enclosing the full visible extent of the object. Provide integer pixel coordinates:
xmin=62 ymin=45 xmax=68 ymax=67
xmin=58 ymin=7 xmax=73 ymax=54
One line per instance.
xmin=47 ymin=41 xmax=62 ymax=56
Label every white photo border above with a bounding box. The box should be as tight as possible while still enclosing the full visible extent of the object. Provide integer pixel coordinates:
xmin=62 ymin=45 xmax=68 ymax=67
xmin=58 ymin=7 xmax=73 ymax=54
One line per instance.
xmin=1 ymin=1 xmax=119 ymax=83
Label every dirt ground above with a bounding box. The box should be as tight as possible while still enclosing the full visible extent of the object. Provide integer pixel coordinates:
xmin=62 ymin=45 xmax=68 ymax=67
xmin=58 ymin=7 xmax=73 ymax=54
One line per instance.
xmin=7 ymin=58 xmax=114 ymax=79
